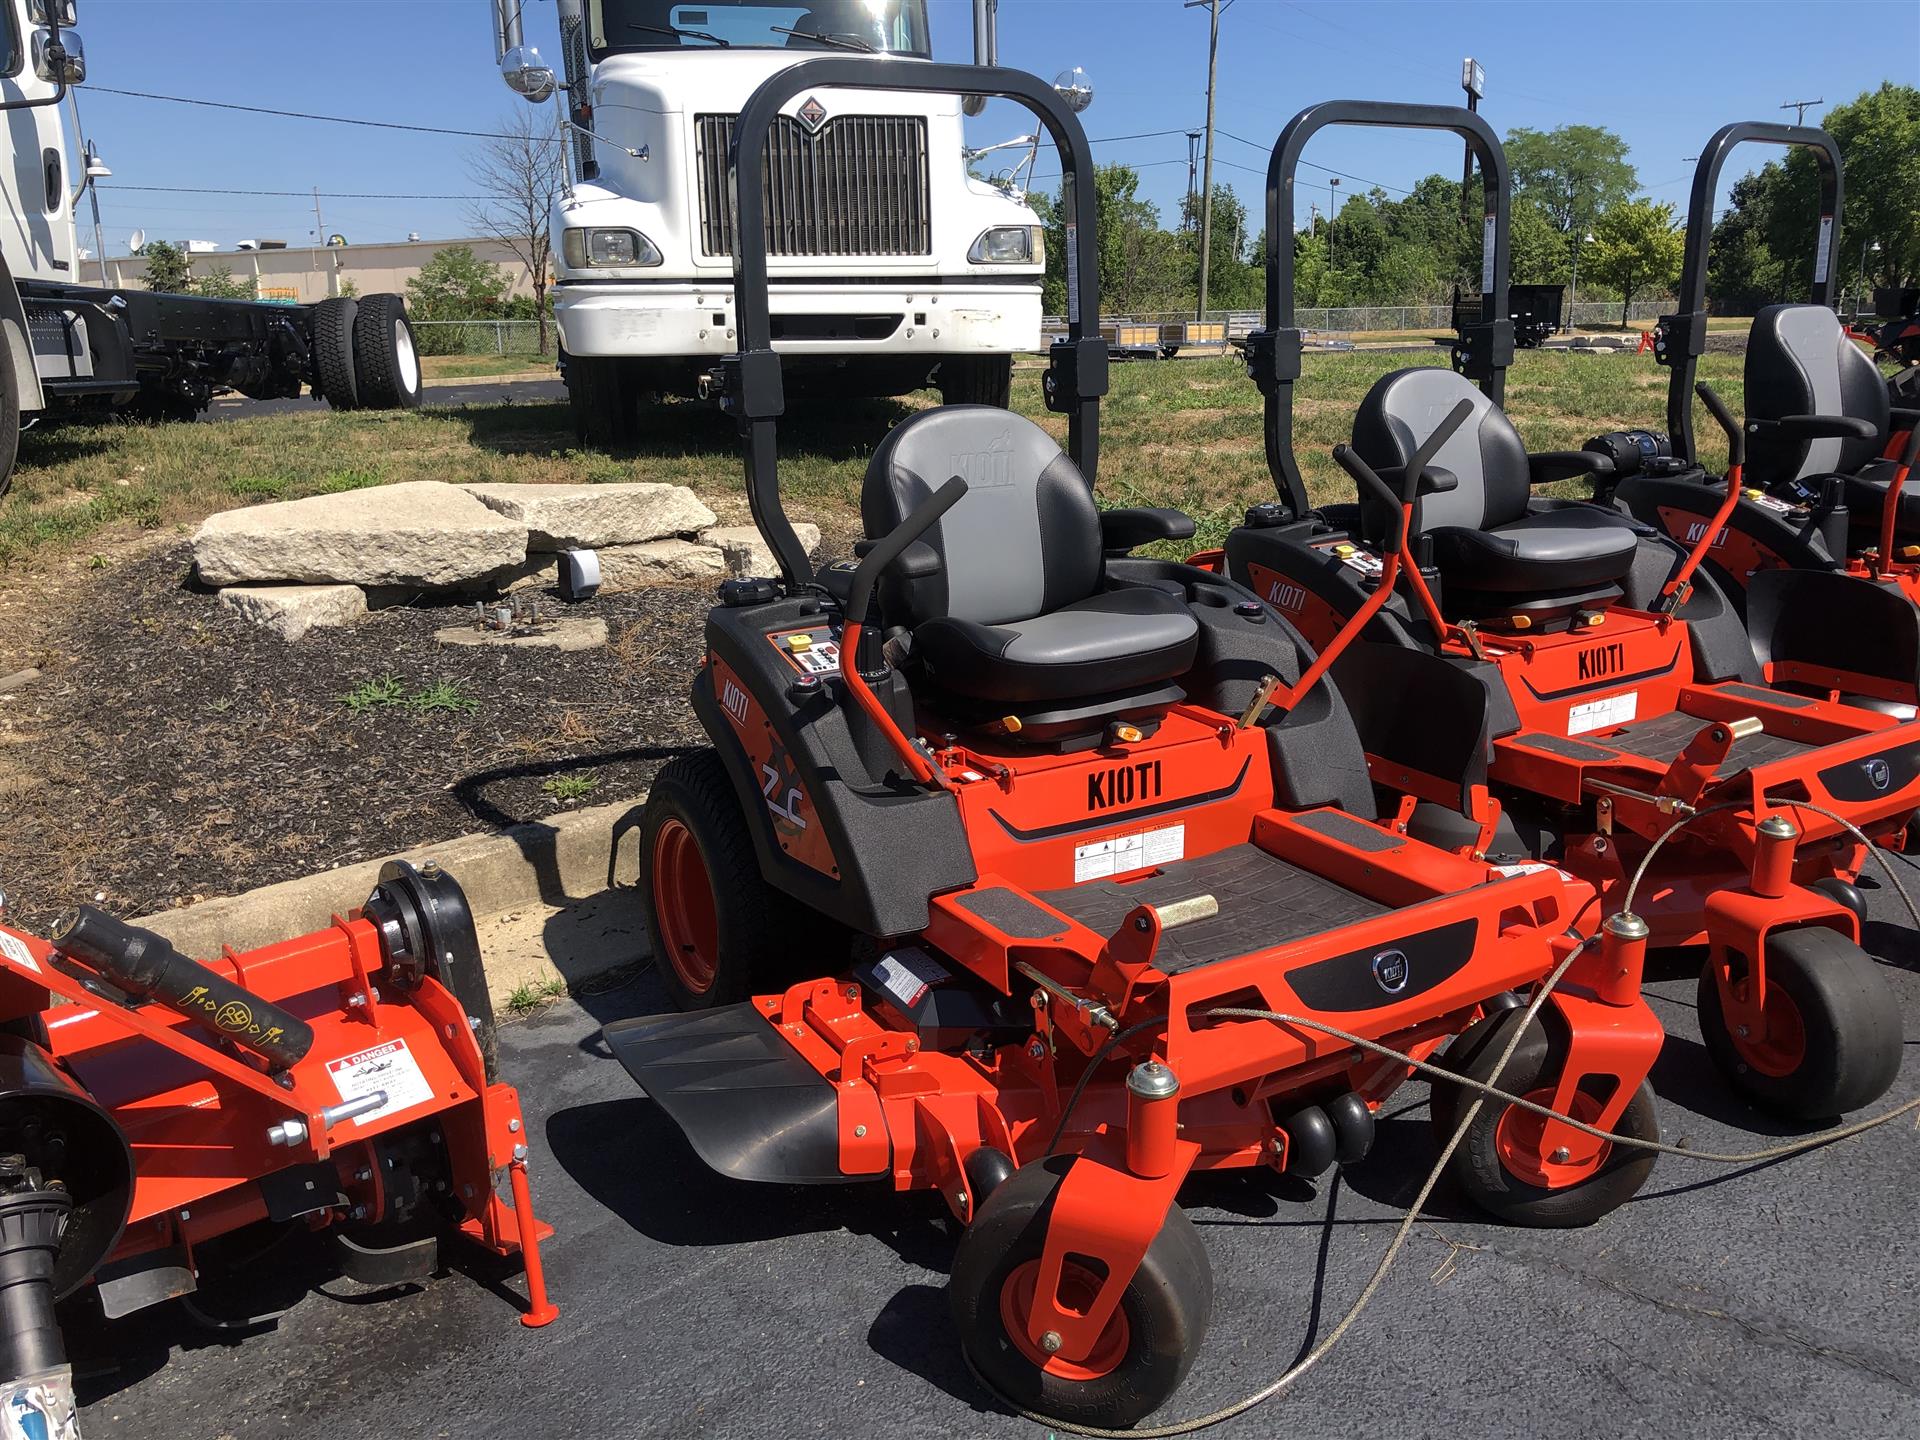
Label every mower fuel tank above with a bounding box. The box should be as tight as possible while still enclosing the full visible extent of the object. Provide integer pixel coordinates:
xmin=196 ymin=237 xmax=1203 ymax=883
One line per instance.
xmin=854 ymin=947 xmax=1030 ymax=1051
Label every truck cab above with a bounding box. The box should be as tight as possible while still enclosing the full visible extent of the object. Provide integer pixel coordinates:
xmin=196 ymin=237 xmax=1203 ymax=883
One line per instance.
xmin=495 ymin=0 xmax=1070 ymax=444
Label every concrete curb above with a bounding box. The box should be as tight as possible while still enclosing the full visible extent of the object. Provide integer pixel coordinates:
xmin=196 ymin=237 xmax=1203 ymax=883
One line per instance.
xmin=137 ymin=794 xmax=648 ymax=963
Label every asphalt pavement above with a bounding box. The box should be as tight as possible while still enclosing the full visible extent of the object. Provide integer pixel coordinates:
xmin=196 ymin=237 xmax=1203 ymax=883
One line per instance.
xmin=73 ymin=868 xmax=1920 ymax=1439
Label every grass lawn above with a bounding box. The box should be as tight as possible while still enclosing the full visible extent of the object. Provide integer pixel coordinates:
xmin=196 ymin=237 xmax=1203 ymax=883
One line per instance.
xmin=0 ymin=347 xmax=1745 ymax=572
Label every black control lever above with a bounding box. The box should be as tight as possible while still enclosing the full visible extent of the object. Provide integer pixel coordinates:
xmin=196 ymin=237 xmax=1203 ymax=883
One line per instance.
xmin=844 ymin=477 xmax=969 ymax=624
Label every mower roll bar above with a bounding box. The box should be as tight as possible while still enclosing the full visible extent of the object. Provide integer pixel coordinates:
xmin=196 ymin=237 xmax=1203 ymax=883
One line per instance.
xmin=723 ymin=59 xmax=1106 ymax=591
xmin=1659 ymin=122 xmax=1845 ymax=464
xmin=1252 ymin=101 xmax=1512 ymax=520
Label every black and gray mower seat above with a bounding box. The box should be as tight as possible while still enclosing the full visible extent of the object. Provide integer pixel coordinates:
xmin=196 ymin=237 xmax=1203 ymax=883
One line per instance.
xmin=1746 ymin=303 xmax=1912 ymax=529
xmin=862 ymin=406 xmax=1200 ymax=711
xmin=1352 ymin=369 xmax=1638 ymax=612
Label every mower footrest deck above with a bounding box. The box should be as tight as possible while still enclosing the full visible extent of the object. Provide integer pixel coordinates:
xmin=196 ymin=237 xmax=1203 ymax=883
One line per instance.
xmin=1039 ymin=844 xmax=1389 ymax=972
xmin=604 ymin=1004 xmax=876 ymax=1185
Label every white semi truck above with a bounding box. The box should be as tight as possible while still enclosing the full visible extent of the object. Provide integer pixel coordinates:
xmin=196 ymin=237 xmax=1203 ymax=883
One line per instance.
xmin=0 ymin=1 xmax=422 ymax=498
xmin=490 ymin=0 xmax=1080 ymax=445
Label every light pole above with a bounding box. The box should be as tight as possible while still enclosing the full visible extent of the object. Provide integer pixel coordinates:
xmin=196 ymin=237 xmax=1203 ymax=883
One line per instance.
xmin=1185 ymin=0 xmax=1230 ymax=322
xmin=1569 ymin=228 xmax=1595 ymax=331
xmin=1860 ymin=238 xmax=1882 ymax=313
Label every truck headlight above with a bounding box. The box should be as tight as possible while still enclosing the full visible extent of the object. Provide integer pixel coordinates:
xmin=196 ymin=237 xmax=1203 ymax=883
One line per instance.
xmin=563 ymin=228 xmax=662 ymax=268
xmin=969 ymin=226 xmax=1042 ymax=265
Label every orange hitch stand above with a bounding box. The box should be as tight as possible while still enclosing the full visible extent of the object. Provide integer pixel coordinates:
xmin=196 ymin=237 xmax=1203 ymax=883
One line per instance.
xmin=0 ymin=860 xmax=556 ymax=1416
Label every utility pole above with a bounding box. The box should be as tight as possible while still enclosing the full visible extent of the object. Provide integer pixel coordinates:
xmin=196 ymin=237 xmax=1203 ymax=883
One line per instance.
xmin=1780 ymin=97 xmax=1823 ymax=126
xmin=1186 ymin=0 xmax=1227 ymax=322
xmin=1185 ymin=131 xmax=1203 ymax=231
xmin=1328 ymin=178 xmax=1340 ymax=269
xmin=312 ymin=188 xmax=339 ymax=299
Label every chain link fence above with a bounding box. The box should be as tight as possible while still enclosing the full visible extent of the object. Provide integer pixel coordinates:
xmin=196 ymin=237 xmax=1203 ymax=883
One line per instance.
xmin=411 ymin=320 xmax=550 ymax=358
xmin=1043 ymin=300 xmax=1674 ymax=341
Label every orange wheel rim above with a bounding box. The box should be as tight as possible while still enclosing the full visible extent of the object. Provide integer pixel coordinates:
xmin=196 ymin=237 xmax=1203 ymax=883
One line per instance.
xmin=1729 ymin=980 xmax=1807 ymax=1078
xmin=999 ymin=1259 xmax=1131 ymax=1381
xmin=652 ymin=818 xmax=720 ymax=995
xmin=1494 ymin=1087 xmax=1610 ymax=1188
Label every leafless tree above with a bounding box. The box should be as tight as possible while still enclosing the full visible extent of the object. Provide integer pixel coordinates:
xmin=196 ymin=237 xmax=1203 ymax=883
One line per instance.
xmin=467 ymin=108 xmax=566 ymax=354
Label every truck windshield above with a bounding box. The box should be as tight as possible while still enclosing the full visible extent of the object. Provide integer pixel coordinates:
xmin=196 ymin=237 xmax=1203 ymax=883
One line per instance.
xmin=589 ymin=1 xmax=932 ymax=58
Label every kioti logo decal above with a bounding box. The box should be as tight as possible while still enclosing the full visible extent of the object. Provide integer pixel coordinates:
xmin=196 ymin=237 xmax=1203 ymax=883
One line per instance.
xmin=721 ymin=678 xmax=751 ymax=726
xmin=1268 ymin=580 xmax=1307 ymax=612
xmin=1087 ymin=760 xmax=1163 ymax=812
xmin=1682 ymin=520 xmax=1729 ymax=549
xmin=1576 ymin=641 xmax=1627 ymax=681
xmin=952 ymin=429 xmax=1015 ymax=490
xmin=1371 ymin=949 xmax=1410 ymax=994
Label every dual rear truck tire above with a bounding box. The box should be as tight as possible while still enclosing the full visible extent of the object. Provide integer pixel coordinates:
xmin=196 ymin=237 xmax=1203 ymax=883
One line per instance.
xmin=312 ymin=294 xmax=425 ymax=413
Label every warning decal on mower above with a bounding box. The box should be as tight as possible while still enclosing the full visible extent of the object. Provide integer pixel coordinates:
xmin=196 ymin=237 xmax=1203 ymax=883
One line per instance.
xmin=873 ymin=950 xmax=951 ymax=1009
xmin=327 ymin=1038 xmax=434 ymax=1127
xmin=1567 ymin=691 xmax=1637 ymax=736
xmin=1074 ymin=824 xmax=1186 ymax=883
xmin=0 ymin=931 xmax=39 ymax=975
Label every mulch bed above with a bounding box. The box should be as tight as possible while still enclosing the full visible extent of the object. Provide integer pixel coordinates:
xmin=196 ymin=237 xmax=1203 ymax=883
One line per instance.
xmin=0 ymin=539 xmax=858 ymax=932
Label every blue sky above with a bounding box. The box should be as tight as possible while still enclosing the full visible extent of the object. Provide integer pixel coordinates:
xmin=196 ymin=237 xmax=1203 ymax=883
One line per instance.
xmin=69 ymin=0 xmax=1920 ymax=256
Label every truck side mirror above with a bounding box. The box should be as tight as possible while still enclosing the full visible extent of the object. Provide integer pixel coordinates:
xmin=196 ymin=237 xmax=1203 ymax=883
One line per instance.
xmin=1053 ymin=68 xmax=1094 ymax=114
xmin=28 ymin=0 xmax=78 ymax=24
xmin=32 ymin=28 xmax=85 ymax=86
xmin=500 ymin=45 xmax=557 ymax=104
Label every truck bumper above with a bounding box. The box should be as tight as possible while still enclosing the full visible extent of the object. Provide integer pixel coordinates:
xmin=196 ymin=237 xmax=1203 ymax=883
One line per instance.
xmin=553 ymin=281 xmax=1041 ymax=360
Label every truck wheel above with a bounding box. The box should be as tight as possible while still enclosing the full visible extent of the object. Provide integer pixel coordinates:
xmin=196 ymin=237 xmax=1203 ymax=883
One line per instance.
xmin=566 ymin=355 xmax=642 ymax=448
xmin=352 ymin=295 xmax=423 ymax=411
xmin=313 ymin=297 xmax=361 ymax=411
xmin=939 ymin=354 xmax=1013 ymax=409
xmin=0 ymin=341 xmax=18 ymax=500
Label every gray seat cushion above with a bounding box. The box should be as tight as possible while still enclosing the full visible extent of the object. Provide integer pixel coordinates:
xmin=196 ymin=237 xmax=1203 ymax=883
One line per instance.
xmin=914 ymin=588 xmax=1200 ymax=704
xmin=863 ymin=407 xmax=1200 ymax=706
xmin=1430 ymin=507 xmax=1639 ymax=594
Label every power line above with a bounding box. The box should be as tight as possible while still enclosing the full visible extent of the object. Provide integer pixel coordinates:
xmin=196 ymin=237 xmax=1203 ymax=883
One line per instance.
xmin=1217 ymin=130 xmax=1412 ymax=196
xmin=90 ymin=86 xmax=554 ymax=142
xmin=99 ymin=185 xmax=489 ymax=201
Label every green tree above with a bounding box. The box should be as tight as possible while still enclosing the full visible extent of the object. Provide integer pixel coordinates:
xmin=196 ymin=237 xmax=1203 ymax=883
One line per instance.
xmin=193 ymin=266 xmax=255 ymax=300
xmin=1505 ymin=125 xmax=1637 ymax=246
xmin=1823 ymin=82 xmax=1919 ymax=296
xmin=1034 ymin=165 xmax=1189 ymax=316
xmin=1586 ymin=200 xmax=1685 ymax=326
xmin=140 ymin=240 xmax=192 ymax=293
xmin=405 ymin=245 xmax=509 ymax=322
xmin=1510 ymin=198 xmax=1567 ymax=285
xmin=1179 ymin=183 xmax=1261 ymax=310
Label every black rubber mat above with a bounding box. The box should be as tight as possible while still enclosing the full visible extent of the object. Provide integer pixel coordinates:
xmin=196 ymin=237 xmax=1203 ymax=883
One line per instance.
xmin=1601 ymin=711 xmax=1818 ymax=769
xmin=1038 ymin=844 xmax=1389 ymax=973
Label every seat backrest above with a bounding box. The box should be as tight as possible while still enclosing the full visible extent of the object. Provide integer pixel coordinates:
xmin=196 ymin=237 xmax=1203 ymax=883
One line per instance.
xmin=1350 ymin=368 xmax=1530 ymax=539
xmin=862 ymin=406 xmax=1103 ymax=628
xmin=1746 ymin=303 xmax=1890 ymax=486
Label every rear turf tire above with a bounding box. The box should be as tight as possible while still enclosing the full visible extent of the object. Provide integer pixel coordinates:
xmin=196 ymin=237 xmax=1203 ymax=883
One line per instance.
xmin=1431 ymin=1009 xmax=1658 ymax=1228
xmin=950 ymin=1156 xmax=1211 ymax=1429
xmin=1697 ymin=925 xmax=1902 ymax=1119
xmin=312 ymin=297 xmax=361 ymax=411
xmin=640 ymin=750 xmax=809 ymax=1012
xmin=351 ymin=294 xmax=423 ymax=410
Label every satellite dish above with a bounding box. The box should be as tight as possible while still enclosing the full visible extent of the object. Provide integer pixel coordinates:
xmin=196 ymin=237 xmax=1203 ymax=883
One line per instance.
xmin=128 ymin=228 xmax=146 ymax=254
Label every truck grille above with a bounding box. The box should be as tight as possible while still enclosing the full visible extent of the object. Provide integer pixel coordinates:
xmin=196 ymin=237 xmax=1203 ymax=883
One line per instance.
xmin=695 ymin=113 xmax=931 ymax=258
